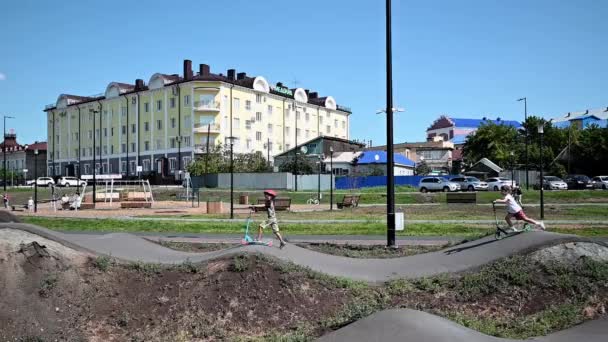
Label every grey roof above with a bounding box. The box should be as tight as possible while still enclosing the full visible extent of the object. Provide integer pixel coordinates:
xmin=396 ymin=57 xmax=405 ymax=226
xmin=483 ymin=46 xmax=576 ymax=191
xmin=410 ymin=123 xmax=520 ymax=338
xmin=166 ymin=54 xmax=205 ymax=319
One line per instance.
xmin=473 ymin=158 xmax=503 ymax=173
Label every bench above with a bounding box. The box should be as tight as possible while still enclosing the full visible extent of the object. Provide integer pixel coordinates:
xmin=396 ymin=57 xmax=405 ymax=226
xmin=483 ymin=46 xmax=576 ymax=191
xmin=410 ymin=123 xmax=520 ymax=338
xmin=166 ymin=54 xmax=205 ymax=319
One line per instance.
xmin=446 ymin=192 xmax=477 ymax=204
xmin=336 ymin=194 xmax=361 ymax=209
xmin=120 ymin=201 xmax=152 ymax=209
xmin=120 ymin=192 xmax=148 ymax=202
xmin=256 ymin=197 xmax=292 ymax=211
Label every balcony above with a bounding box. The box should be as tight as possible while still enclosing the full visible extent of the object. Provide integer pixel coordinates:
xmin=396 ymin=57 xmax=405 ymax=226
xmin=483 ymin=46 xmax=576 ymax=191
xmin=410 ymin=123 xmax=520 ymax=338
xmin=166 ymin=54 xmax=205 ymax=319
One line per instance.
xmin=194 ymin=123 xmax=221 ymax=134
xmin=193 ymin=101 xmax=220 ymax=111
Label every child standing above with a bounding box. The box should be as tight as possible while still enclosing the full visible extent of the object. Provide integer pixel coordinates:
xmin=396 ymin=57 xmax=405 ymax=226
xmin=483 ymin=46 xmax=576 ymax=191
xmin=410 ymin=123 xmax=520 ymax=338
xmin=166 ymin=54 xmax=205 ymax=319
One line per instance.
xmin=494 ymin=185 xmax=545 ymax=231
xmin=3 ymin=193 xmax=9 ymax=209
xmin=256 ymin=189 xmax=287 ymax=249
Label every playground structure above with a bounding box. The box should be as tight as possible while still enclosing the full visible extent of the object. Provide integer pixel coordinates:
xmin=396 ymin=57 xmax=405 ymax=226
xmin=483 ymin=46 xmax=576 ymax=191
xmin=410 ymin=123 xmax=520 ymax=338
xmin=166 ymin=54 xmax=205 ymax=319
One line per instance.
xmin=100 ymin=179 xmax=154 ymax=206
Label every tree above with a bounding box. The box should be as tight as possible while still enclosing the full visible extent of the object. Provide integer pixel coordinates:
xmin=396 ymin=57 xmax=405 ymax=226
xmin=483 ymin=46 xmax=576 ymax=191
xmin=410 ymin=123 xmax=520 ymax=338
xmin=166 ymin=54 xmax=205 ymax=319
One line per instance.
xmin=569 ymin=125 xmax=608 ymax=175
xmin=415 ymin=160 xmax=431 ymax=175
xmin=278 ymin=156 xmax=315 ymax=174
xmin=462 ymin=122 xmax=520 ymax=168
xmin=187 ymin=144 xmax=271 ymax=176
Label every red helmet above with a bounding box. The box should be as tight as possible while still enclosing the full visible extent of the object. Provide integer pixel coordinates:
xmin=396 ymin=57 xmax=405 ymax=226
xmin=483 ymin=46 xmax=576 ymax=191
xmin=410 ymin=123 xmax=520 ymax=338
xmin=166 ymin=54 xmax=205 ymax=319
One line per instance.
xmin=263 ymin=189 xmax=277 ymax=198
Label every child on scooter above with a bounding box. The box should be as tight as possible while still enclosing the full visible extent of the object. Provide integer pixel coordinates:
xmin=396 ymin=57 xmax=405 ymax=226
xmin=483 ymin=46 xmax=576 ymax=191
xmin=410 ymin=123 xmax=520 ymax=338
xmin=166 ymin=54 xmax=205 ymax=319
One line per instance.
xmin=493 ymin=185 xmax=545 ymax=231
xmin=255 ymin=189 xmax=287 ymax=249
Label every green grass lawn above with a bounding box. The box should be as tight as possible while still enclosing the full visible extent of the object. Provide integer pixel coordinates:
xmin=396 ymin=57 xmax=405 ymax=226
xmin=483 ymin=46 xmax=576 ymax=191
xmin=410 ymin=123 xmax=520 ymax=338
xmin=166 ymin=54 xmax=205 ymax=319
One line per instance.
xmin=20 ymin=217 xmax=608 ymax=237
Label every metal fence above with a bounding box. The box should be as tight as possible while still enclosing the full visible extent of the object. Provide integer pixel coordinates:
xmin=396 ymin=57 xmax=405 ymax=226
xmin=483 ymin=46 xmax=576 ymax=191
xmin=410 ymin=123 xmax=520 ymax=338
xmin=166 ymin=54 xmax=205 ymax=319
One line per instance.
xmin=192 ymin=173 xmax=334 ymax=190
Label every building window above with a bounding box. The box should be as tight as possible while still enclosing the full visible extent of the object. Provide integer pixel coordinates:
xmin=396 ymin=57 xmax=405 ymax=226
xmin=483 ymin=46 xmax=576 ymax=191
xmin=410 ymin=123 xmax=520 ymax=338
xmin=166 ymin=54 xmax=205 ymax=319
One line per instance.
xmin=296 ymin=128 xmax=301 ymax=137
xmin=88 ymin=147 xmax=93 ymax=156
xmin=170 ymin=98 xmax=176 ymax=108
xmin=334 ymin=119 xmax=338 ymax=128
xmin=245 ymin=100 xmax=251 ymax=110
xmin=95 ymin=163 xmax=100 ymax=174
xmin=285 ymin=126 xmax=290 ymax=136
xmin=131 ymin=124 xmax=136 ymax=133
xmin=156 ymin=100 xmax=162 ymax=111
xmin=233 ymin=118 xmax=240 ymax=129
xmin=84 ymin=164 xmax=90 ymax=175
xmin=320 ymin=116 xmax=324 ymax=125
xmin=170 ymin=138 xmax=176 ymax=148
xmin=305 ymin=130 xmax=309 ymax=138
xmin=342 ymin=121 xmax=346 ymax=129
xmin=144 ymin=141 xmax=150 ymax=151
xmin=111 ymin=145 xmax=114 ymax=154
xmin=267 ymin=105 xmax=272 ymax=115
xmin=286 ymin=143 xmax=290 ymax=150
xmin=156 ymin=139 xmax=162 ymax=149
xmin=111 ymin=127 xmax=114 ymax=136
xmin=130 ymin=143 xmax=136 ymax=152
xmin=121 ymin=107 xmax=126 ymax=117
xmin=102 ymin=163 xmax=108 ymax=174
xmin=305 ymin=112 xmax=310 ymax=122
xmin=267 ymin=124 xmax=273 ymax=134
xmin=120 ymin=161 xmax=126 ymax=173
xmin=246 ymin=139 xmax=252 ymax=149
xmin=184 ymin=95 xmax=190 ymax=106
xmin=157 ymin=120 xmax=162 ymax=130
xmin=285 ymin=110 xmax=290 ymax=119
xmin=171 ymin=118 xmax=176 ymax=128
xmin=296 ymin=111 xmax=301 ymax=120
xmin=183 ymin=157 xmax=191 ymax=168
xmin=143 ymin=159 xmax=150 ymax=172
xmin=121 ymin=144 xmax=126 ymax=153
xmin=122 ymin=125 xmax=126 ymax=135
xmin=95 ymin=147 xmax=100 ymax=155
xmin=245 ymin=120 xmax=252 ymax=130
xmin=233 ymin=98 xmax=240 ymax=111
xmin=184 ymin=115 xmax=191 ymax=129
xmin=144 ymin=122 xmax=149 ymax=132
xmin=326 ymin=111 xmax=330 ymax=118
xmin=256 ymin=131 xmax=262 ymax=141
xmin=169 ymin=158 xmax=176 ymax=171
xmin=256 ymin=94 xmax=262 ymax=104
xmin=256 ymin=112 xmax=262 ymax=122
xmin=129 ymin=161 xmax=136 ymax=174
xmin=326 ymin=125 xmax=331 ymax=134
xmin=103 ymin=146 xmax=107 ymax=155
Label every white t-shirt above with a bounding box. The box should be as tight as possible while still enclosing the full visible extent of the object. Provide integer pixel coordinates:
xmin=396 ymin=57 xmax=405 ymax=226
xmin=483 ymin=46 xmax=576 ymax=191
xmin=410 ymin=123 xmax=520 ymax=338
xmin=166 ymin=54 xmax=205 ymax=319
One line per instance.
xmin=504 ymin=194 xmax=522 ymax=213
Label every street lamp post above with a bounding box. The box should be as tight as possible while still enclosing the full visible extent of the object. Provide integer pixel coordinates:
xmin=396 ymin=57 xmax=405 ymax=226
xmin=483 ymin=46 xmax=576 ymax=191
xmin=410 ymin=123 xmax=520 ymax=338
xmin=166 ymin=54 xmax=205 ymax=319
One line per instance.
xmin=3 ymin=115 xmax=15 ymax=191
xmin=329 ymin=146 xmax=334 ymax=211
xmin=538 ymin=122 xmax=545 ymax=220
xmin=34 ymin=149 xmax=39 ymax=212
xmin=90 ymin=108 xmax=98 ymax=207
xmin=510 ymin=151 xmax=515 ymax=185
xmin=517 ymin=97 xmax=528 ymax=190
xmin=265 ymin=138 xmax=271 ymax=171
xmin=317 ymin=157 xmax=322 ymax=203
xmin=227 ymin=136 xmax=236 ymax=219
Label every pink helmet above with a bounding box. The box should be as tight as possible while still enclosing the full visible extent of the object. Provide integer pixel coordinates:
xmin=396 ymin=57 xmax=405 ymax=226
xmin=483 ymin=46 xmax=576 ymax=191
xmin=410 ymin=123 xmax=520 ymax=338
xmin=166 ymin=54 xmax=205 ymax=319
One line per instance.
xmin=263 ymin=189 xmax=277 ymax=198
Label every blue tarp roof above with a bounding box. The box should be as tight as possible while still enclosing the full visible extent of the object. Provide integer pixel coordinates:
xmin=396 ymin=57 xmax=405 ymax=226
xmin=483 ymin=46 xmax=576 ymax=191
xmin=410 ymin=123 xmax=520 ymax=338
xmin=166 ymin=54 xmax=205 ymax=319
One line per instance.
xmin=451 ymin=118 xmax=522 ymax=129
xmin=357 ymin=150 xmax=415 ymax=167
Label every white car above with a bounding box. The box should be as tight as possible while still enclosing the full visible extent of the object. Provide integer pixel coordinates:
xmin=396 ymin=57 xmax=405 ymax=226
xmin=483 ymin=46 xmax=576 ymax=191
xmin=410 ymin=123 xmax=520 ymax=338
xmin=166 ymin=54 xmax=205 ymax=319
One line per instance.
xmin=591 ymin=176 xmax=608 ymax=190
xmin=486 ymin=177 xmax=518 ymax=191
xmin=58 ymin=176 xmax=86 ymax=187
xmin=27 ymin=177 xmax=55 ymax=187
xmin=540 ymin=176 xmax=568 ymax=190
xmin=418 ymin=177 xmax=461 ymax=193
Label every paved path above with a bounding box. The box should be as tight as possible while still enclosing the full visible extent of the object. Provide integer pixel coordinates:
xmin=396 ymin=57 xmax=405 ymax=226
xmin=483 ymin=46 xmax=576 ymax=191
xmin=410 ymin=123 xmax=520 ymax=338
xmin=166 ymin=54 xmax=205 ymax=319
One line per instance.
xmin=316 ymin=309 xmax=608 ymax=342
xmin=2 ymin=223 xmax=599 ymax=283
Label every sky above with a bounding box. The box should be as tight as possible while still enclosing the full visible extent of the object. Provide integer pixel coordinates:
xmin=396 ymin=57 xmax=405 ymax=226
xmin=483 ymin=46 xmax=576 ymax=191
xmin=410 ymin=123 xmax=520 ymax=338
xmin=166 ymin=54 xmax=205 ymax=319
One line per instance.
xmin=0 ymin=0 xmax=606 ymax=146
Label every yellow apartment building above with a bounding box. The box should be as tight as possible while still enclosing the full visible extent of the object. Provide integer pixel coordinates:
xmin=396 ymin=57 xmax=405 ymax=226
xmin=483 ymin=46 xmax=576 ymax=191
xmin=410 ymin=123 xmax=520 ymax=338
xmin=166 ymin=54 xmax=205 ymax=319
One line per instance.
xmin=43 ymin=60 xmax=352 ymax=178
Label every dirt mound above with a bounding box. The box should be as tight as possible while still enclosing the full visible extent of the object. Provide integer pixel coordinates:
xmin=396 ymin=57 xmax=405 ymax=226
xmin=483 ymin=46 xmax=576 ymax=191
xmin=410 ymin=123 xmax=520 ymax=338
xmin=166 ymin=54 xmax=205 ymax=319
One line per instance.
xmin=0 ymin=210 xmax=21 ymax=223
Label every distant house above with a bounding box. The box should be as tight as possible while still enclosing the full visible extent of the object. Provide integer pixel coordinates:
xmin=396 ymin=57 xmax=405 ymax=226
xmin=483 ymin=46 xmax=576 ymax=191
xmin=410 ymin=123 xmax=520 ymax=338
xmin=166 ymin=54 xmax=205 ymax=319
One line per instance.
xmin=551 ymin=107 xmax=608 ymax=129
xmin=426 ymin=115 xmax=521 ymax=162
xmin=466 ymin=158 xmax=503 ymax=179
xmin=352 ymin=150 xmax=415 ymax=176
xmin=368 ymin=137 xmax=454 ymax=173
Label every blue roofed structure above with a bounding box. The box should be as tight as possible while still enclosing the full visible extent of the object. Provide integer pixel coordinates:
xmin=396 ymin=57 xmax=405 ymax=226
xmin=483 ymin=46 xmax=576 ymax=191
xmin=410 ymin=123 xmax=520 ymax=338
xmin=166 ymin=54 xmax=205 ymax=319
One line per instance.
xmin=551 ymin=107 xmax=608 ymax=129
xmin=450 ymin=118 xmax=521 ymax=129
xmin=356 ymin=150 xmax=415 ymax=167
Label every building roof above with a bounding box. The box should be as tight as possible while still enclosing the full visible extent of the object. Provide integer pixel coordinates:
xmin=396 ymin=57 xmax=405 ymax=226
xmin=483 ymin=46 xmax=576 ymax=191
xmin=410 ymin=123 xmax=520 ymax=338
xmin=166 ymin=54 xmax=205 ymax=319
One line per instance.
xmin=472 ymin=158 xmax=503 ymax=173
xmin=275 ymin=136 xmax=365 ymax=158
xmin=449 ymin=118 xmax=521 ymax=129
xmin=356 ymin=150 xmax=415 ymax=167
xmin=325 ymin=151 xmax=361 ymax=164
xmin=451 ymin=134 xmax=469 ymax=145
xmin=552 ymin=107 xmax=608 ymax=122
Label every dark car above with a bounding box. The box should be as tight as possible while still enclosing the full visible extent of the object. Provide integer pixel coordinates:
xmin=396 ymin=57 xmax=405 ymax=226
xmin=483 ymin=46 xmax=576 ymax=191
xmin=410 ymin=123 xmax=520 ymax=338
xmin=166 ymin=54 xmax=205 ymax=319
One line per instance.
xmin=564 ymin=174 xmax=593 ymax=190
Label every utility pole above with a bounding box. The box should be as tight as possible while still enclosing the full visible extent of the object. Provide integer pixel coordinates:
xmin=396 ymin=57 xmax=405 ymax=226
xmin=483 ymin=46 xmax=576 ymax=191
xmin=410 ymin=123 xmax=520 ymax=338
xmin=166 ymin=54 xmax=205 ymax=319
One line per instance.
xmin=517 ymin=97 xmax=529 ymax=190
xmin=3 ymin=115 xmax=15 ymax=191
xmin=385 ymin=0 xmax=396 ymax=248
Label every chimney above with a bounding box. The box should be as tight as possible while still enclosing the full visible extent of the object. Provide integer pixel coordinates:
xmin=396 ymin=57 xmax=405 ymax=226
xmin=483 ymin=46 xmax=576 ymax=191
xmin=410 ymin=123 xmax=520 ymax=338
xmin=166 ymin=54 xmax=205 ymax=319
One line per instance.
xmin=227 ymin=69 xmax=236 ymax=80
xmin=276 ymin=82 xmax=283 ymax=88
xmin=309 ymin=92 xmax=318 ymax=99
xmin=183 ymin=59 xmax=193 ymax=80
xmin=135 ymin=79 xmax=144 ymax=91
xmin=304 ymin=89 xmax=310 ymax=95
xmin=199 ymin=64 xmax=210 ymax=76
xmin=237 ymin=72 xmax=247 ymax=80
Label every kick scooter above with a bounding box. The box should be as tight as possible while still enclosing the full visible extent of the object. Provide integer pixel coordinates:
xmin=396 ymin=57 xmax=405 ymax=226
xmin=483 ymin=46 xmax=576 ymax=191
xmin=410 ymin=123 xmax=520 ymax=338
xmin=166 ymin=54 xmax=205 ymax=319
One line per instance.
xmin=240 ymin=208 xmax=273 ymax=247
xmin=492 ymin=202 xmax=533 ymax=240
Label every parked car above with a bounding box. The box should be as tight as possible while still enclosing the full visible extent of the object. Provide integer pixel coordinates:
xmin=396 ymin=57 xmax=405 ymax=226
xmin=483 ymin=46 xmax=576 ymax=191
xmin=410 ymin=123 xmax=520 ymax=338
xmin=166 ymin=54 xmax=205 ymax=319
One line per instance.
xmin=564 ymin=174 xmax=593 ymax=190
xmin=27 ymin=177 xmax=55 ymax=187
xmin=418 ymin=177 xmax=461 ymax=193
xmin=591 ymin=176 xmax=608 ymax=190
xmin=449 ymin=176 xmax=488 ymax=191
xmin=57 ymin=176 xmax=87 ymax=187
xmin=486 ymin=177 xmax=517 ymax=191
xmin=539 ymin=176 xmax=568 ymax=190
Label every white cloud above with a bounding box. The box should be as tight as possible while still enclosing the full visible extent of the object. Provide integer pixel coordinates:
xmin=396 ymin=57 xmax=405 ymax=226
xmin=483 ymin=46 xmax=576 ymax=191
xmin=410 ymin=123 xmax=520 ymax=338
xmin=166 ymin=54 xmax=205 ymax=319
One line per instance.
xmin=0 ymin=73 xmax=6 ymax=81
